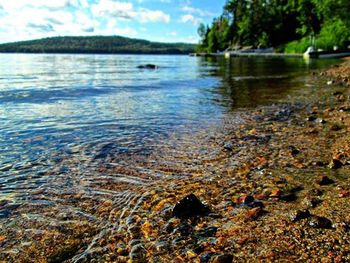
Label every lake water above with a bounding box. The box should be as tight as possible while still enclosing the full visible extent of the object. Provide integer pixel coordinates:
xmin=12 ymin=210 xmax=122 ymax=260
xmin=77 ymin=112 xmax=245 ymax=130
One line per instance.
xmin=0 ymin=54 xmax=335 ymax=199
xmin=0 ymin=54 xmax=341 ymax=261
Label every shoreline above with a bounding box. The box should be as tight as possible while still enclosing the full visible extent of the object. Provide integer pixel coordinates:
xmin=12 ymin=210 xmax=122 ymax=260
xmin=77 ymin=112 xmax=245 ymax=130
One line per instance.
xmin=1 ymin=61 xmax=350 ymax=262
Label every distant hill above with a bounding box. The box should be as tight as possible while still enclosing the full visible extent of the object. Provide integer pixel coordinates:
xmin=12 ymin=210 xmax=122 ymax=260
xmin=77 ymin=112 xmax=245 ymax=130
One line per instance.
xmin=0 ymin=36 xmax=195 ymax=54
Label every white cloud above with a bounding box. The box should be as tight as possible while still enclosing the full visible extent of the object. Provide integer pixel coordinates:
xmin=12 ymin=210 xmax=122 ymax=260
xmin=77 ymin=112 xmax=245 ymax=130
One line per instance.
xmin=180 ymin=14 xmax=202 ymax=26
xmin=91 ymin=0 xmax=170 ymax=23
xmin=181 ymin=6 xmax=213 ymax=17
xmin=0 ymin=0 xmax=175 ymax=43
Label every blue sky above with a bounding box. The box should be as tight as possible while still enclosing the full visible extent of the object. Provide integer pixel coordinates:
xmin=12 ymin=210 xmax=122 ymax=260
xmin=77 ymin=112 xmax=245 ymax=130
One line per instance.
xmin=0 ymin=0 xmax=226 ymax=44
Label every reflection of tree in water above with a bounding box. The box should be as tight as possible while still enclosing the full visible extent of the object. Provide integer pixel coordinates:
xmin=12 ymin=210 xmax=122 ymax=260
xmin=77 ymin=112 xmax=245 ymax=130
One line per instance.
xmin=197 ymin=56 xmax=337 ymax=109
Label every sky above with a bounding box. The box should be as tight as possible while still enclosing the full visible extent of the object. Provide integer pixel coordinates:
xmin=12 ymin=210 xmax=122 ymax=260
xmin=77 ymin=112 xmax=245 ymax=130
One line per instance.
xmin=0 ymin=0 xmax=226 ymax=44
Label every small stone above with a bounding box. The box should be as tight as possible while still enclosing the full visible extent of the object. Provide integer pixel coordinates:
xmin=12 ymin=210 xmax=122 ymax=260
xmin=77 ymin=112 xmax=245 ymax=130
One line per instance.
xmin=316 ymin=118 xmax=326 ymax=124
xmin=210 ymin=254 xmax=233 ymax=263
xmin=333 ymin=91 xmax=343 ymax=96
xmin=279 ymin=192 xmax=297 ymax=202
xmin=175 ymin=222 xmax=193 ymax=236
xmin=173 ymin=194 xmax=210 ymax=219
xmin=327 ymin=80 xmax=335 ymax=85
xmin=223 ymin=142 xmax=233 ymax=152
xmin=237 ymin=195 xmax=263 ymax=208
xmin=317 ymin=176 xmax=335 ymax=185
xmin=247 ymin=207 xmax=263 ymax=220
xmin=307 ymin=189 xmax=323 ymax=196
xmin=129 ymin=244 xmax=147 ymax=261
xmin=269 ymin=189 xmax=282 ymax=197
xmin=309 ymin=216 xmax=333 ymax=229
xmin=306 ymin=116 xmax=317 ymax=122
xmin=197 ymin=227 xmax=218 ymax=237
xmin=237 ymin=195 xmax=254 ymax=205
xmin=303 ymin=196 xmax=320 ymax=208
xmin=330 ymin=124 xmax=342 ymax=131
xmin=290 ymin=209 xmax=311 ymax=222
xmin=200 ymin=252 xmax=214 ymax=263
xmin=329 ymin=159 xmax=343 ymax=169
xmin=339 ymin=191 xmax=350 ymax=198
xmin=289 ymin=145 xmax=300 ymax=156
xmin=187 ymin=250 xmax=197 ymax=259
xmin=312 ymin=160 xmax=326 ymax=167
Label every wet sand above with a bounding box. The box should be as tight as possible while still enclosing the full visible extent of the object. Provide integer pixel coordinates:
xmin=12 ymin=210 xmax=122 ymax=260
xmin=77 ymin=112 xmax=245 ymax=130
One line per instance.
xmin=1 ymin=60 xmax=350 ymax=262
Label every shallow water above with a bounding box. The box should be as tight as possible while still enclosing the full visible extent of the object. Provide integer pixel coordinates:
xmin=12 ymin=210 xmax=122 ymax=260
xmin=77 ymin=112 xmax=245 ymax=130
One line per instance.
xmin=0 ymin=54 xmax=337 ymax=198
xmin=1 ymin=54 xmax=343 ymax=262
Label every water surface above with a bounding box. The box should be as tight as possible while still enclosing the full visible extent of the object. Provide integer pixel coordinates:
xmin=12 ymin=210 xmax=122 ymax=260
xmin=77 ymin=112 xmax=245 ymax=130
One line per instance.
xmin=0 ymin=54 xmax=337 ymax=197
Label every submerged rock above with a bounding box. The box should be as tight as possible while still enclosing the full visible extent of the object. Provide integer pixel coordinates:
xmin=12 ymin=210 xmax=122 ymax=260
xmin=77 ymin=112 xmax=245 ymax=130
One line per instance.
xmin=329 ymin=159 xmax=343 ymax=169
xmin=173 ymin=194 xmax=210 ymax=219
xmin=137 ymin=64 xmax=158 ymax=69
xmin=306 ymin=116 xmax=317 ymax=122
xmin=209 ymin=254 xmax=233 ymax=263
xmin=309 ymin=216 xmax=333 ymax=229
xmin=317 ymin=176 xmax=335 ymax=185
xmin=196 ymin=226 xmax=218 ymax=238
xmin=290 ymin=209 xmax=311 ymax=222
xmin=236 ymin=195 xmax=263 ymax=208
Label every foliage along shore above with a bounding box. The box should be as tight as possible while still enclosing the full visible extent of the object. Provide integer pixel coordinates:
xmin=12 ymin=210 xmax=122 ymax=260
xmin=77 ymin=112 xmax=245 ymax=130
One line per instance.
xmin=197 ymin=0 xmax=350 ymax=54
xmin=0 ymin=36 xmax=195 ymax=55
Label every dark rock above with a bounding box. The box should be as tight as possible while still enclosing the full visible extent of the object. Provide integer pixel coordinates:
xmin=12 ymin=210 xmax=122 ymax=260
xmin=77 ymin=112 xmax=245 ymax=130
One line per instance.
xmin=316 ymin=118 xmax=326 ymax=124
xmin=309 ymin=216 xmax=333 ymax=229
xmin=333 ymin=91 xmax=343 ymax=96
xmin=317 ymin=176 xmax=335 ymax=185
xmin=173 ymin=194 xmax=210 ymax=219
xmin=223 ymin=142 xmax=233 ymax=152
xmin=306 ymin=116 xmax=317 ymax=122
xmin=196 ymin=227 xmax=218 ymax=237
xmin=330 ymin=124 xmax=342 ymax=131
xmin=289 ymin=145 xmax=300 ymax=156
xmin=209 ymin=254 xmax=233 ymax=263
xmin=175 ymin=222 xmax=193 ymax=236
xmin=279 ymin=192 xmax=297 ymax=202
xmin=290 ymin=209 xmax=311 ymax=222
xmin=0 ymin=209 xmax=11 ymax=219
xmin=303 ymin=196 xmax=320 ymax=208
xmin=237 ymin=196 xmax=264 ymax=208
xmin=129 ymin=244 xmax=147 ymax=261
xmin=241 ymin=135 xmax=271 ymax=144
xmin=313 ymin=160 xmax=326 ymax=167
xmin=193 ymin=245 xmax=205 ymax=254
xmin=307 ymin=189 xmax=323 ymax=196
xmin=137 ymin=64 xmax=158 ymax=69
xmin=200 ymin=252 xmax=214 ymax=263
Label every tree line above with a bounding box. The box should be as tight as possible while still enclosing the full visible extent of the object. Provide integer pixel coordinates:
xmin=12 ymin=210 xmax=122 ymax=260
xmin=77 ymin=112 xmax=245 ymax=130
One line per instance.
xmin=0 ymin=36 xmax=195 ymax=55
xmin=197 ymin=0 xmax=350 ymax=53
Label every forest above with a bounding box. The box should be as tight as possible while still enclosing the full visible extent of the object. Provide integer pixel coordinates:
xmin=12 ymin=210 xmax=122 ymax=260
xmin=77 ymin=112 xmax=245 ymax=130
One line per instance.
xmin=0 ymin=36 xmax=195 ymax=55
xmin=197 ymin=0 xmax=350 ymax=53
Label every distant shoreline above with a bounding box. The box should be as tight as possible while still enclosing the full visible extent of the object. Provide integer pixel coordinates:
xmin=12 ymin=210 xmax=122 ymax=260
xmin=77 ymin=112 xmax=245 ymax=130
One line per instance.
xmin=0 ymin=35 xmax=195 ymax=55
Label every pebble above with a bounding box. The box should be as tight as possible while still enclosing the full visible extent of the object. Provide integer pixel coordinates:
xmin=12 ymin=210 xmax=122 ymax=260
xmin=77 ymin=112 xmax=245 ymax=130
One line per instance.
xmin=330 ymin=124 xmax=342 ymax=131
xmin=303 ymin=196 xmax=320 ymax=208
xmin=209 ymin=254 xmax=233 ymax=263
xmin=309 ymin=216 xmax=333 ymax=229
xmin=306 ymin=116 xmax=317 ymax=122
xmin=290 ymin=209 xmax=311 ymax=222
xmin=223 ymin=142 xmax=233 ymax=152
xmin=317 ymin=176 xmax=335 ymax=185
xmin=333 ymin=91 xmax=343 ymax=96
xmin=196 ymin=226 xmax=218 ymax=237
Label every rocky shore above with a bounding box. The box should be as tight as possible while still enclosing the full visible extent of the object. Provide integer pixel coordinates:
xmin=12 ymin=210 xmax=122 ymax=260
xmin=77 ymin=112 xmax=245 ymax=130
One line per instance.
xmin=1 ymin=60 xmax=350 ymax=262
